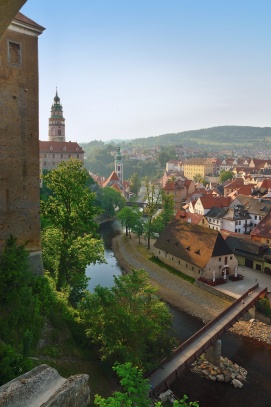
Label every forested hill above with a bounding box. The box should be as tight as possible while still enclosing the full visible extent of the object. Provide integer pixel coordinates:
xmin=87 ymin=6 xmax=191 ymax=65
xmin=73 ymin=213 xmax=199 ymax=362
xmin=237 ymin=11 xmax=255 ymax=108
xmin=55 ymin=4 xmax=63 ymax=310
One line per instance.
xmin=128 ymin=126 xmax=271 ymax=147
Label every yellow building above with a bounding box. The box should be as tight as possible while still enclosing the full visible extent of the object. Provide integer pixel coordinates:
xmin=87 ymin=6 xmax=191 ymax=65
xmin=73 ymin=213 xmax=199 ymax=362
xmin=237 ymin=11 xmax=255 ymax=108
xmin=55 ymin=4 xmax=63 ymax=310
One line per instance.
xmin=183 ymin=158 xmax=217 ymax=180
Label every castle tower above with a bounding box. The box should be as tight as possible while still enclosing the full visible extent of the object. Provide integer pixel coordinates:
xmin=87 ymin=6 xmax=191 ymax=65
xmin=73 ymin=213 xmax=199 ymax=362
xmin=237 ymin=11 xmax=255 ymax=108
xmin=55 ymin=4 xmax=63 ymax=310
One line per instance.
xmin=115 ymin=146 xmax=123 ymax=183
xmin=48 ymin=89 xmax=66 ymax=142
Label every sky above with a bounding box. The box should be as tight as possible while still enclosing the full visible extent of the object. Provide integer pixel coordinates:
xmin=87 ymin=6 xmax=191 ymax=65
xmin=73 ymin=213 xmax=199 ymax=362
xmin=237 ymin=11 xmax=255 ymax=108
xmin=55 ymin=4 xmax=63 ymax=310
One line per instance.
xmin=20 ymin=0 xmax=271 ymax=143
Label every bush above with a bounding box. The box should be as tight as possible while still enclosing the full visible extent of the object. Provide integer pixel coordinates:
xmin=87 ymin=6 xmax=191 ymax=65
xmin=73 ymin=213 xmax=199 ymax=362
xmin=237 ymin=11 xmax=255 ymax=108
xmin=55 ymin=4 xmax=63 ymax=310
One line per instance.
xmin=256 ymin=297 xmax=271 ymax=317
xmin=0 ymin=343 xmax=34 ymax=386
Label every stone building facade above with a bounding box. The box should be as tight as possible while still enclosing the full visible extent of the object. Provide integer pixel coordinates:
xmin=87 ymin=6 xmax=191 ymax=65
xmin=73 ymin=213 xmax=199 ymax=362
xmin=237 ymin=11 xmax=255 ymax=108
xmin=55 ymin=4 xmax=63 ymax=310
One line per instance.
xmin=0 ymin=12 xmax=44 ymax=272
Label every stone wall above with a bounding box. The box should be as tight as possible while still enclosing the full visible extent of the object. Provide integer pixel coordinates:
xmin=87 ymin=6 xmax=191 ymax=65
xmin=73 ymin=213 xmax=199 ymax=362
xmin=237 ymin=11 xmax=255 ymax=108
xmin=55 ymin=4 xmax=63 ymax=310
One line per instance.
xmin=0 ymin=15 xmax=43 ymax=273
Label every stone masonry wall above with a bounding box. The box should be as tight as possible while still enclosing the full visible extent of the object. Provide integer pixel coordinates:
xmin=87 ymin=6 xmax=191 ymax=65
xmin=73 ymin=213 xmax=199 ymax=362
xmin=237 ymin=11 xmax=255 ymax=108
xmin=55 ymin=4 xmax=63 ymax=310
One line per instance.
xmin=0 ymin=22 xmax=42 ymax=272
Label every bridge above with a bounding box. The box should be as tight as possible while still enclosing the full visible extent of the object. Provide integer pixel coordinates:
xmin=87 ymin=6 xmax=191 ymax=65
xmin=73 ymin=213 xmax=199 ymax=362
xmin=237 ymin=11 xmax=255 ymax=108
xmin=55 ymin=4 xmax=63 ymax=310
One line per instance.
xmin=147 ymin=284 xmax=267 ymax=397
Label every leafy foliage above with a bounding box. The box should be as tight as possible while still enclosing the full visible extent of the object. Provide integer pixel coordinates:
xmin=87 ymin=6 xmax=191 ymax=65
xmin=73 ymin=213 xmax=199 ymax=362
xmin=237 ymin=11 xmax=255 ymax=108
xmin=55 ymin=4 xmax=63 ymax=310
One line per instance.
xmin=82 ymin=270 xmax=174 ymax=370
xmin=129 ymin=172 xmax=141 ymax=195
xmin=95 ymin=187 xmax=126 ymax=219
xmin=256 ymin=297 xmax=271 ymax=317
xmin=144 ymin=183 xmax=162 ymax=249
xmin=116 ymin=206 xmax=142 ymax=237
xmin=0 ymin=344 xmax=34 ymax=386
xmin=41 ymin=160 xmax=104 ymax=301
xmin=0 ymin=236 xmax=43 ymax=347
xmin=219 ymin=170 xmax=234 ymax=183
xmin=94 ymin=362 xmax=199 ymax=407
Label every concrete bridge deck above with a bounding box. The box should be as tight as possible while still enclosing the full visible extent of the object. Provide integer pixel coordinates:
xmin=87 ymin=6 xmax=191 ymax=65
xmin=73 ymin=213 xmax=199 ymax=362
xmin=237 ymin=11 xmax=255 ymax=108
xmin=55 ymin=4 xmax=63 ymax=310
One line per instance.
xmin=148 ymin=284 xmax=267 ymax=396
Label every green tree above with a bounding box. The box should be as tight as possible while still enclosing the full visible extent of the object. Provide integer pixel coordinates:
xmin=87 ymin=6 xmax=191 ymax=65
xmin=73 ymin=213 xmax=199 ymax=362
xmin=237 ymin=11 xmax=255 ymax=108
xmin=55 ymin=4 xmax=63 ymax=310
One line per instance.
xmin=152 ymin=192 xmax=174 ymax=234
xmin=96 ymin=187 xmax=126 ymax=218
xmin=117 ymin=206 xmax=142 ymax=237
xmin=94 ymin=362 xmax=199 ymax=407
xmin=41 ymin=159 xmax=104 ymax=302
xmin=144 ymin=183 xmax=162 ymax=249
xmin=219 ymin=170 xmax=234 ymax=183
xmin=82 ymin=270 xmax=173 ymax=370
xmin=129 ymin=172 xmax=141 ymax=195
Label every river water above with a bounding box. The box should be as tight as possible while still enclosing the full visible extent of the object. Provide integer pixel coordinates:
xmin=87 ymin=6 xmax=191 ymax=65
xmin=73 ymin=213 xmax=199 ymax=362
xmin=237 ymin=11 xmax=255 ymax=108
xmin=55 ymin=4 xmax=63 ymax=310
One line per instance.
xmin=86 ymin=220 xmax=271 ymax=407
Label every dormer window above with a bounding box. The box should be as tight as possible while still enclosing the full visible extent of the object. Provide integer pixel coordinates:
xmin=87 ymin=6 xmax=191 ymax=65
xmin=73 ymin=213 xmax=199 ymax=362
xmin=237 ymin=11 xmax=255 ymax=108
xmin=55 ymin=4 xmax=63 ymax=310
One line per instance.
xmin=50 ymin=146 xmax=53 ymax=151
xmin=63 ymin=147 xmax=66 ymax=151
xmin=186 ymin=246 xmax=190 ymax=251
xmin=76 ymin=147 xmax=79 ymax=151
xmin=195 ymin=249 xmax=201 ymax=255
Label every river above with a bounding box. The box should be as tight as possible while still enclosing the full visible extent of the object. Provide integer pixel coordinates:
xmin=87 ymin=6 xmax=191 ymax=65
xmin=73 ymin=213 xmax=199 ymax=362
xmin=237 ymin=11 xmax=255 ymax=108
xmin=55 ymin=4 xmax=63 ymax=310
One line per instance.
xmin=86 ymin=220 xmax=271 ymax=407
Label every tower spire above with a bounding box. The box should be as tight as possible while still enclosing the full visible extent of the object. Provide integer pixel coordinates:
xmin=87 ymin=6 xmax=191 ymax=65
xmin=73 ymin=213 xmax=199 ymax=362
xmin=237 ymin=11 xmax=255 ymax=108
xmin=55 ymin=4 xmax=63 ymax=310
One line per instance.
xmin=115 ymin=146 xmax=123 ymax=182
xmin=48 ymin=89 xmax=65 ymax=142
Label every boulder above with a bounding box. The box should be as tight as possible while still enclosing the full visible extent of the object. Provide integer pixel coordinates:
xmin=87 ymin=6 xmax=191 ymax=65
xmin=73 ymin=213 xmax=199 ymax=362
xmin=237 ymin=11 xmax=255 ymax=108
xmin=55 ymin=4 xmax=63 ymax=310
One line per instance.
xmin=0 ymin=364 xmax=90 ymax=407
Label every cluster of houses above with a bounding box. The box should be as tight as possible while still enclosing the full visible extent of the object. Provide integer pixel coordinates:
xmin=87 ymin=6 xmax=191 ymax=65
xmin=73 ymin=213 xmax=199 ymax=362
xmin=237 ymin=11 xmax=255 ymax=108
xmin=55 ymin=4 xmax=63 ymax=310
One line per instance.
xmin=153 ymin=158 xmax=271 ymax=285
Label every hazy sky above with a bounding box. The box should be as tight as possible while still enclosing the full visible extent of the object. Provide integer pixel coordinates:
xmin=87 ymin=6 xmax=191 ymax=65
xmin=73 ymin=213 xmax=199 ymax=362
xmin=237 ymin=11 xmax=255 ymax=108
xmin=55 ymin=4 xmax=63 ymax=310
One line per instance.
xmin=20 ymin=0 xmax=271 ymax=143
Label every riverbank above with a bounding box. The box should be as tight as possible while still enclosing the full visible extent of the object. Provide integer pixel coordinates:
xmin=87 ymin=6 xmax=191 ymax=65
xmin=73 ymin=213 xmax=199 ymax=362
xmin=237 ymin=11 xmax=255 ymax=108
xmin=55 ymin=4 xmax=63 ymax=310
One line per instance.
xmin=112 ymin=233 xmax=271 ymax=345
xmin=112 ymin=233 xmax=231 ymax=323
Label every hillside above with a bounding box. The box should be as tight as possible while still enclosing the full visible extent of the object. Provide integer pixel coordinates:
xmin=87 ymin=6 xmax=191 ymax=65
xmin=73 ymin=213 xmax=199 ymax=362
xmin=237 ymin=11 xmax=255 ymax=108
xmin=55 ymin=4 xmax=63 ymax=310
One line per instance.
xmin=127 ymin=126 xmax=271 ymax=148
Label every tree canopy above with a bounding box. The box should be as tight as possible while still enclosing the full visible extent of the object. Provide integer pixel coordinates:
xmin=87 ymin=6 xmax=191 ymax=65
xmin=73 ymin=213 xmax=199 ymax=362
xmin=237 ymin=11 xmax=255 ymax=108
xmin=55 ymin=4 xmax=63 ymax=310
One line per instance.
xmin=41 ymin=159 xmax=104 ymax=303
xmin=82 ymin=270 xmax=174 ymax=370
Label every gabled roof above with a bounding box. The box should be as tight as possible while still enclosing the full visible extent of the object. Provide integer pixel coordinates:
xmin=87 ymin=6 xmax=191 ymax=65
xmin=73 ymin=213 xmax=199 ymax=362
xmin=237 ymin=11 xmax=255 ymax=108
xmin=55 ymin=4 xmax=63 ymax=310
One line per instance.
xmin=222 ymin=207 xmax=251 ymax=221
xmin=198 ymin=195 xmax=231 ymax=209
xmin=205 ymin=207 xmax=228 ymax=219
xmin=14 ymin=12 xmax=45 ymax=32
xmin=175 ymin=210 xmax=203 ymax=225
xmin=225 ymin=235 xmax=270 ymax=256
xmin=245 ymin=197 xmax=271 ymax=216
xmin=39 ymin=141 xmax=84 ymax=153
xmin=154 ymin=219 xmax=233 ymax=268
xmin=231 ymin=194 xmax=252 ymax=206
xmin=251 ymin=212 xmax=271 ymax=239
xmin=102 ymin=171 xmax=120 ymax=187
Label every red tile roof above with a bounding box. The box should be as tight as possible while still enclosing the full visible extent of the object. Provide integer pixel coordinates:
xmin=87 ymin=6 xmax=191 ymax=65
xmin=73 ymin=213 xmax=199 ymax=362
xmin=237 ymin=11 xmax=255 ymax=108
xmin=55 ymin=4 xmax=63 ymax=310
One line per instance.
xmin=251 ymin=212 xmax=271 ymax=239
xmin=175 ymin=210 xmax=203 ymax=225
xmin=39 ymin=141 xmax=84 ymax=153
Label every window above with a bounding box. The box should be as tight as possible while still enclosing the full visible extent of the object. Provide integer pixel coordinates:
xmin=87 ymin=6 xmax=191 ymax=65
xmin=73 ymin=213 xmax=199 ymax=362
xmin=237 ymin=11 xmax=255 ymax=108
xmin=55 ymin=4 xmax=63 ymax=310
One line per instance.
xmin=8 ymin=41 xmax=21 ymax=65
xmin=52 ymin=154 xmax=55 ymax=158
xmin=50 ymin=146 xmax=53 ymax=150
xmin=63 ymin=147 xmax=66 ymax=151
xmin=230 ymin=256 xmax=232 ymax=260
xmin=44 ymin=154 xmax=46 ymax=158
xmin=192 ymin=267 xmax=194 ymax=271
xmin=255 ymin=215 xmax=257 ymax=220
xmin=219 ymin=257 xmax=221 ymax=261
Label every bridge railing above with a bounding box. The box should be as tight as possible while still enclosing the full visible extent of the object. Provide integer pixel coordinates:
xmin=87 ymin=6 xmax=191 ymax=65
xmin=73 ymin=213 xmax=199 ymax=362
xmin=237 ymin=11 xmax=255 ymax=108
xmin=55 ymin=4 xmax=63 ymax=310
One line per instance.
xmin=146 ymin=284 xmax=267 ymax=379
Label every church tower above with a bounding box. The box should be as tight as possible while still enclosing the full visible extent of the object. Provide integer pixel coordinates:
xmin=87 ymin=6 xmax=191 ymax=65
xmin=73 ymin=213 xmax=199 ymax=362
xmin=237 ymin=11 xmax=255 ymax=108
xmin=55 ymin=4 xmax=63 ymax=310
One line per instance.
xmin=115 ymin=146 xmax=123 ymax=183
xmin=48 ymin=89 xmax=66 ymax=142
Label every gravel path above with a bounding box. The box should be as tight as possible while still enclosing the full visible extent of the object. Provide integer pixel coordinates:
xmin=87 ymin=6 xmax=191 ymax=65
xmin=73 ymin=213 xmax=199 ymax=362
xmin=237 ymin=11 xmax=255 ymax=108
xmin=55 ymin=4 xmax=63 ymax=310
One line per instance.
xmin=112 ymin=234 xmax=231 ymax=323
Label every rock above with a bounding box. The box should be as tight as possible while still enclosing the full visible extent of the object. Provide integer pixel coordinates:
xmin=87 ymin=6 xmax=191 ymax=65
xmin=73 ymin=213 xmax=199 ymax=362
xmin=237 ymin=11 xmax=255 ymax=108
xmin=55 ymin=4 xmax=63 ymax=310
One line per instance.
xmin=216 ymin=374 xmax=225 ymax=382
xmin=159 ymin=389 xmax=173 ymax=402
xmin=201 ymin=369 xmax=209 ymax=377
xmin=232 ymin=379 xmax=243 ymax=388
xmin=224 ymin=373 xmax=232 ymax=383
xmin=209 ymin=374 xmax=216 ymax=381
xmin=0 ymin=364 xmax=90 ymax=407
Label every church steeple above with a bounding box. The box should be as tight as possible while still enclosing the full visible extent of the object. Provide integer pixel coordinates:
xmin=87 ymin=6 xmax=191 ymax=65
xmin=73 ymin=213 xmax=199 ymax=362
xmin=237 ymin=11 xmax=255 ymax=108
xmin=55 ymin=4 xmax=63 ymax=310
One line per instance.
xmin=48 ymin=88 xmax=66 ymax=142
xmin=115 ymin=146 xmax=123 ymax=183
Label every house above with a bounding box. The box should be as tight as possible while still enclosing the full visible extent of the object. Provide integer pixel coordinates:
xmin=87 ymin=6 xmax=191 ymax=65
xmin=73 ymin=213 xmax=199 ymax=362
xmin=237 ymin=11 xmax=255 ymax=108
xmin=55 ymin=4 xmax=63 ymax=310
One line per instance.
xmin=163 ymin=179 xmax=195 ymax=210
xmin=225 ymin=235 xmax=271 ymax=274
xmin=221 ymin=206 xmax=251 ymax=234
xmin=193 ymin=195 xmax=232 ymax=215
xmin=251 ymin=212 xmax=271 ymax=247
xmin=230 ymin=196 xmax=271 ymax=231
xmin=153 ymin=220 xmax=237 ymax=280
xmin=183 ymin=158 xmax=217 ymax=180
